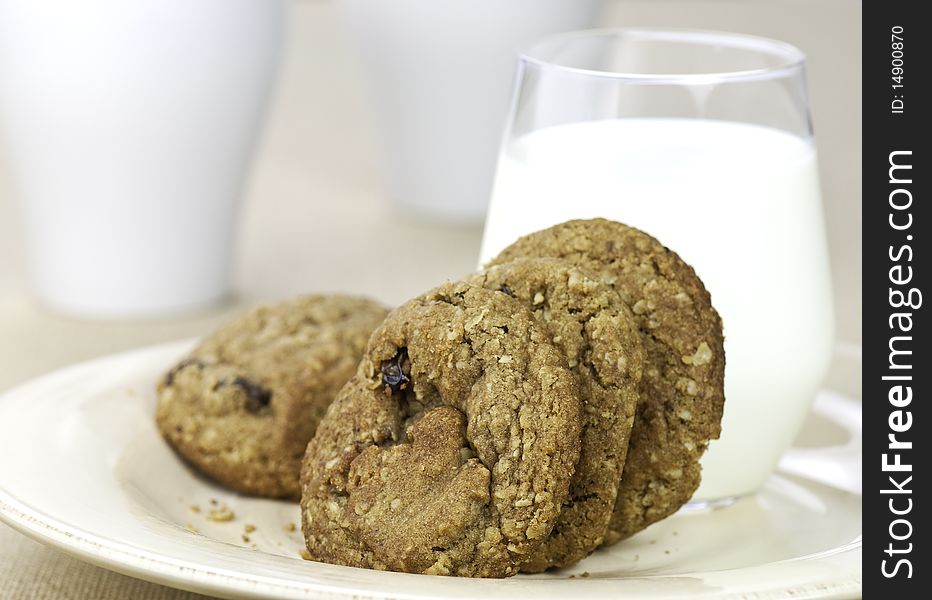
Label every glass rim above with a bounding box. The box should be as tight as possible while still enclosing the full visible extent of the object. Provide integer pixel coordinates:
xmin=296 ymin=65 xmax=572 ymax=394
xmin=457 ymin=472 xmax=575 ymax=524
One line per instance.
xmin=519 ymin=28 xmax=807 ymax=84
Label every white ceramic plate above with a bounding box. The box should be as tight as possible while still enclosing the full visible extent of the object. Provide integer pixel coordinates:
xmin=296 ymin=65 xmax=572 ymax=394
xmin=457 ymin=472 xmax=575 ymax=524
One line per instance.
xmin=0 ymin=341 xmax=862 ymax=599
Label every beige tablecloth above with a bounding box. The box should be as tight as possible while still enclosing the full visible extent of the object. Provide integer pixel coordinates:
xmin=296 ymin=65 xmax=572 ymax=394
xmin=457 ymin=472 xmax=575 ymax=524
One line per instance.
xmin=0 ymin=1 xmax=860 ymax=598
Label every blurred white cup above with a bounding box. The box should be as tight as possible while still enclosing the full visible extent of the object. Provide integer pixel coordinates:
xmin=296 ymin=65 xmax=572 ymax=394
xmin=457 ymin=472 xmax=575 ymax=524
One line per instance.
xmin=338 ymin=0 xmax=600 ymax=224
xmin=0 ymin=0 xmax=284 ymax=318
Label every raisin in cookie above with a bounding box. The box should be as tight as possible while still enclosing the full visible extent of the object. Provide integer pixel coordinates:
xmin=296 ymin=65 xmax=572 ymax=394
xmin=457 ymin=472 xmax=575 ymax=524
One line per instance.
xmin=490 ymin=219 xmax=725 ymax=544
xmin=300 ymin=281 xmax=581 ymax=577
xmin=467 ymin=258 xmax=643 ymax=571
xmin=156 ymin=295 xmax=388 ymax=499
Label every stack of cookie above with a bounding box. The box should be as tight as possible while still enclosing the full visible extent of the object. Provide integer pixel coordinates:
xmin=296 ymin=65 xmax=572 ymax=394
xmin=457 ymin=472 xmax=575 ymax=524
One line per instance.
xmin=156 ymin=218 xmax=725 ymax=577
xmin=299 ymin=219 xmax=725 ymax=576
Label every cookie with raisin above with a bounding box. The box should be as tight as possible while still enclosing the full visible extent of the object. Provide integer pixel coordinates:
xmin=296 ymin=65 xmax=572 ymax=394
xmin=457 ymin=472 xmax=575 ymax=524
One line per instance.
xmin=299 ymin=281 xmax=581 ymax=577
xmin=156 ymin=295 xmax=388 ymax=499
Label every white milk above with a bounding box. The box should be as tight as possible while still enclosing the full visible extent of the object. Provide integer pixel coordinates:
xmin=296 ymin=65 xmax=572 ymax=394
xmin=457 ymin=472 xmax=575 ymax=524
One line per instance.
xmin=479 ymin=118 xmax=834 ymax=499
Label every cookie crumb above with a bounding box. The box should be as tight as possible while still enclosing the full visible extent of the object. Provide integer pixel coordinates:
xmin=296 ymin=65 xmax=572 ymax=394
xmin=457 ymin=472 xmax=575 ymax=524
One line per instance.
xmin=209 ymin=498 xmax=219 ymax=506
xmin=285 ymin=522 xmax=297 ymax=533
xmin=580 ymin=571 xmax=591 ymax=578
xmin=189 ymin=505 xmax=201 ymax=514
xmin=186 ymin=523 xmax=199 ymax=534
xmin=207 ymin=506 xmax=235 ymax=522
xmin=299 ymin=549 xmax=312 ymax=561
xmin=242 ymin=534 xmax=251 ymax=543
xmin=568 ymin=574 xmax=576 ymax=579
xmin=664 ymin=550 xmax=671 ymax=555
xmin=244 ymin=524 xmax=256 ymax=534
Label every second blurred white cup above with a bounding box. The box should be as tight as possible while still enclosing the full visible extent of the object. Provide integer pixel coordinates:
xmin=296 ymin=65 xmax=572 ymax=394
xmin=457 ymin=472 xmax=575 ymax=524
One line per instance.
xmin=0 ymin=0 xmax=284 ymax=318
xmin=338 ymin=0 xmax=599 ymax=224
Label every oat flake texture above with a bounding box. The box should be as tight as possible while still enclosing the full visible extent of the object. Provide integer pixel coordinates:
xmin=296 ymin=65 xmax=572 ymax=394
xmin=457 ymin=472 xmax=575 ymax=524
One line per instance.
xmin=468 ymin=258 xmax=643 ymax=571
xmin=300 ymin=281 xmax=581 ymax=577
xmin=490 ymin=219 xmax=726 ymax=544
xmin=157 ymin=295 xmax=388 ymax=499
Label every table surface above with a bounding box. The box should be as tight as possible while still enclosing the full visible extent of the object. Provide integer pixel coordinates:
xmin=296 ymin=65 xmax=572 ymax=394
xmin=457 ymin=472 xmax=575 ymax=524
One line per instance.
xmin=0 ymin=2 xmax=861 ymax=599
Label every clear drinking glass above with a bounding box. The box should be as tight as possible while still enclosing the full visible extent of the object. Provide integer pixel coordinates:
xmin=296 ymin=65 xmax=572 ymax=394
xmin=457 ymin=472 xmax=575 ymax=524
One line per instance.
xmin=478 ymin=29 xmax=835 ymax=502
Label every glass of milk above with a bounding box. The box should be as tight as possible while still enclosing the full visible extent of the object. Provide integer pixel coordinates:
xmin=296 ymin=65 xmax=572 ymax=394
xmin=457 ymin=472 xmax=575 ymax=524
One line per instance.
xmin=479 ymin=29 xmax=834 ymax=502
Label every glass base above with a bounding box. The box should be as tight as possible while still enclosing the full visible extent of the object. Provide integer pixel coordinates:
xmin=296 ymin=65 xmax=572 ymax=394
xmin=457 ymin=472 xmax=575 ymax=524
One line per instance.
xmin=682 ymin=495 xmax=745 ymax=512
